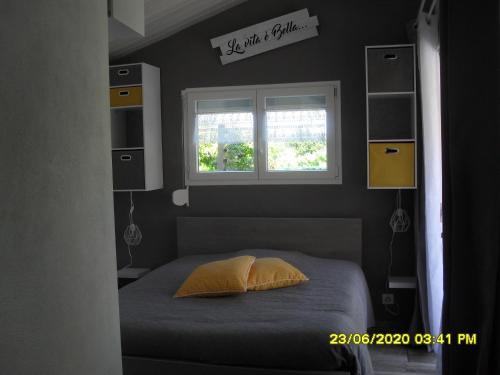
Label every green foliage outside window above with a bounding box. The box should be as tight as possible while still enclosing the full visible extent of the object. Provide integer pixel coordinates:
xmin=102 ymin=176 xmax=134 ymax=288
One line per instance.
xmin=268 ymin=141 xmax=327 ymax=171
xmin=198 ymin=142 xmax=254 ymax=172
xmin=224 ymin=143 xmax=254 ymax=171
xmin=198 ymin=141 xmax=327 ymax=172
xmin=198 ymin=143 xmax=217 ymax=171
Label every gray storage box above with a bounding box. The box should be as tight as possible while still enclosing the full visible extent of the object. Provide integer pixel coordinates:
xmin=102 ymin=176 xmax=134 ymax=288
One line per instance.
xmin=367 ymin=47 xmax=414 ymax=92
xmin=110 ymin=64 xmax=142 ymax=87
xmin=112 ymin=150 xmax=145 ymax=190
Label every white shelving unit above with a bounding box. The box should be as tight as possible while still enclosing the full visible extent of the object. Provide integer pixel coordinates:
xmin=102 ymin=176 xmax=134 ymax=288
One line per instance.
xmin=365 ymin=44 xmax=417 ymax=189
xmin=109 ymin=63 xmax=163 ymax=192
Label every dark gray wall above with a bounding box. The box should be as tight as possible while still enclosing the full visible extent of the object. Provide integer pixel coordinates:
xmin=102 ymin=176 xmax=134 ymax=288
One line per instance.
xmin=0 ymin=1 xmax=122 ymax=374
xmin=114 ymin=0 xmax=419 ymax=324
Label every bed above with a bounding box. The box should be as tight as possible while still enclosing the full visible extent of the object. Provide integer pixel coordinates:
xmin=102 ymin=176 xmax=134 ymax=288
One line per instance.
xmin=119 ymin=217 xmax=374 ymax=375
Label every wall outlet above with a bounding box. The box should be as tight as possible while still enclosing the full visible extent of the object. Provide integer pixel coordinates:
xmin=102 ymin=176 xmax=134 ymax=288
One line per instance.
xmin=382 ymin=293 xmax=394 ymax=305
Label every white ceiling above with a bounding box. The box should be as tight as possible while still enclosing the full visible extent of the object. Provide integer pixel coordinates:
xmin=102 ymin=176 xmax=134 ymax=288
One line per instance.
xmin=109 ymin=0 xmax=247 ymax=59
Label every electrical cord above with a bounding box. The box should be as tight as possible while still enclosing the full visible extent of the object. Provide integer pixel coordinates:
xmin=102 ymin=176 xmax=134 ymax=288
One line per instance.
xmin=384 ymin=190 xmax=410 ymax=317
xmin=385 ymin=230 xmax=401 ymax=316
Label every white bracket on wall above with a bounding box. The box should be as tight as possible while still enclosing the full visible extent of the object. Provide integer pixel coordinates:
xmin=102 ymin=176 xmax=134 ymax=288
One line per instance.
xmin=172 ymin=186 xmax=190 ymax=207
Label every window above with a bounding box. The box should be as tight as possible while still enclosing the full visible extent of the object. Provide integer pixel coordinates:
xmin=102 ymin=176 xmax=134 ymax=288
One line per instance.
xmin=183 ymin=82 xmax=341 ymax=185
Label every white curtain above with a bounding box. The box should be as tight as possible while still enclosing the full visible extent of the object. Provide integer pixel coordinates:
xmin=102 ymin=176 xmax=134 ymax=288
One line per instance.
xmin=417 ymin=10 xmax=443 ymax=352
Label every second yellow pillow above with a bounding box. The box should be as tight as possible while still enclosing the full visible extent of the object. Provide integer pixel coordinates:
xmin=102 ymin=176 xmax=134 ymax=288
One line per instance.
xmin=247 ymin=257 xmax=309 ymax=291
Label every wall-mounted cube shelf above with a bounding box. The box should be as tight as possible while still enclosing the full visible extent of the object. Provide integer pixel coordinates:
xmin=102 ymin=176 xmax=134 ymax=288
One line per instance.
xmin=365 ymin=45 xmax=417 ymax=189
xmin=109 ymin=63 xmax=163 ymax=192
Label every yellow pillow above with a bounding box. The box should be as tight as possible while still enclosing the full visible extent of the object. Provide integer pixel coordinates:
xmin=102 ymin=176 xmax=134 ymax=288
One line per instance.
xmin=247 ymin=257 xmax=309 ymax=291
xmin=174 ymin=255 xmax=256 ymax=298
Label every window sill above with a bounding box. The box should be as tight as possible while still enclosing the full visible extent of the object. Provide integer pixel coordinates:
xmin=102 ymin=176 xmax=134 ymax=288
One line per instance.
xmin=185 ymin=177 xmax=342 ymax=186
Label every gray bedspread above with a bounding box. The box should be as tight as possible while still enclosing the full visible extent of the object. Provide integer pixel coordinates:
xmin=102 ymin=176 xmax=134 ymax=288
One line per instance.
xmin=119 ymin=249 xmax=374 ymax=374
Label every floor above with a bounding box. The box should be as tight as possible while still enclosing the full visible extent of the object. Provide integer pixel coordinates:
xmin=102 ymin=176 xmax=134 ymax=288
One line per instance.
xmin=369 ymin=345 xmax=438 ymax=375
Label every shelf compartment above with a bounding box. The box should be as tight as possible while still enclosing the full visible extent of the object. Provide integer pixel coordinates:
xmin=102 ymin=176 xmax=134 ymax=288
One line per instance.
xmin=110 ymin=86 xmax=143 ymax=107
xmin=369 ymin=142 xmax=415 ymax=188
xmin=368 ymin=95 xmax=415 ymax=140
xmin=367 ymin=46 xmax=414 ymax=93
xmin=111 ymin=108 xmax=144 ymax=149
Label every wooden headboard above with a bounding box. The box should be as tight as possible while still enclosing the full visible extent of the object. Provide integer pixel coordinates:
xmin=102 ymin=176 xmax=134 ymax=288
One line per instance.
xmin=176 ymin=217 xmax=362 ymax=265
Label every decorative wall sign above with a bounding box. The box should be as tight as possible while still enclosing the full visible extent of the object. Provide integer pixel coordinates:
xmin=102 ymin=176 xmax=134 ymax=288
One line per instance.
xmin=210 ymin=9 xmax=319 ymax=65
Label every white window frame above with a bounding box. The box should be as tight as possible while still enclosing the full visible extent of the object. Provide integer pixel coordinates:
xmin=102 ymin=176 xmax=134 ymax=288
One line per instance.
xmin=182 ymin=81 xmax=342 ymax=185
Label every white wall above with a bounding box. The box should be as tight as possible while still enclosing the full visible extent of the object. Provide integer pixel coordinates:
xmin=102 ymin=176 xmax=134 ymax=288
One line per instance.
xmin=0 ymin=1 xmax=122 ymax=374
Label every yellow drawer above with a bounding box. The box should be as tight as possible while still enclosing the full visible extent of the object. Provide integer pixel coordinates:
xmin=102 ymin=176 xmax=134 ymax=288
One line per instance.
xmin=369 ymin=142 xmax=415 ymax=188
xmin=110 ymin=86 xmax=142 ymax=107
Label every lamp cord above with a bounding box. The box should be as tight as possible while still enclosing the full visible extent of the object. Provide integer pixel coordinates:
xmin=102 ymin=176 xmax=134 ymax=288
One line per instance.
xmin=384 ymin=190 xmax=410 ymax=317
xmin=385 ymin=230 xmax=401 ymax=316
xmin=124 ymin=192 xmax=142 ymax=267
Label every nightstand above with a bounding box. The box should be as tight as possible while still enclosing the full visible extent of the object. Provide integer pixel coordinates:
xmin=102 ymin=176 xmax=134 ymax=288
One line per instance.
xmin=388 ymin=276 xmax=417 ymax=289
xmin=117 ymin=267 xmax=150 ymax=288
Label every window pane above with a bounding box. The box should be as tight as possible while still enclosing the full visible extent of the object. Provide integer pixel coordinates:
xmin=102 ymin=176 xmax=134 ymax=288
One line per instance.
xmin=266 ymin=109 xmax=327 ymax=171
xmin=195 ymin=110 xmax=254 ymax=172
